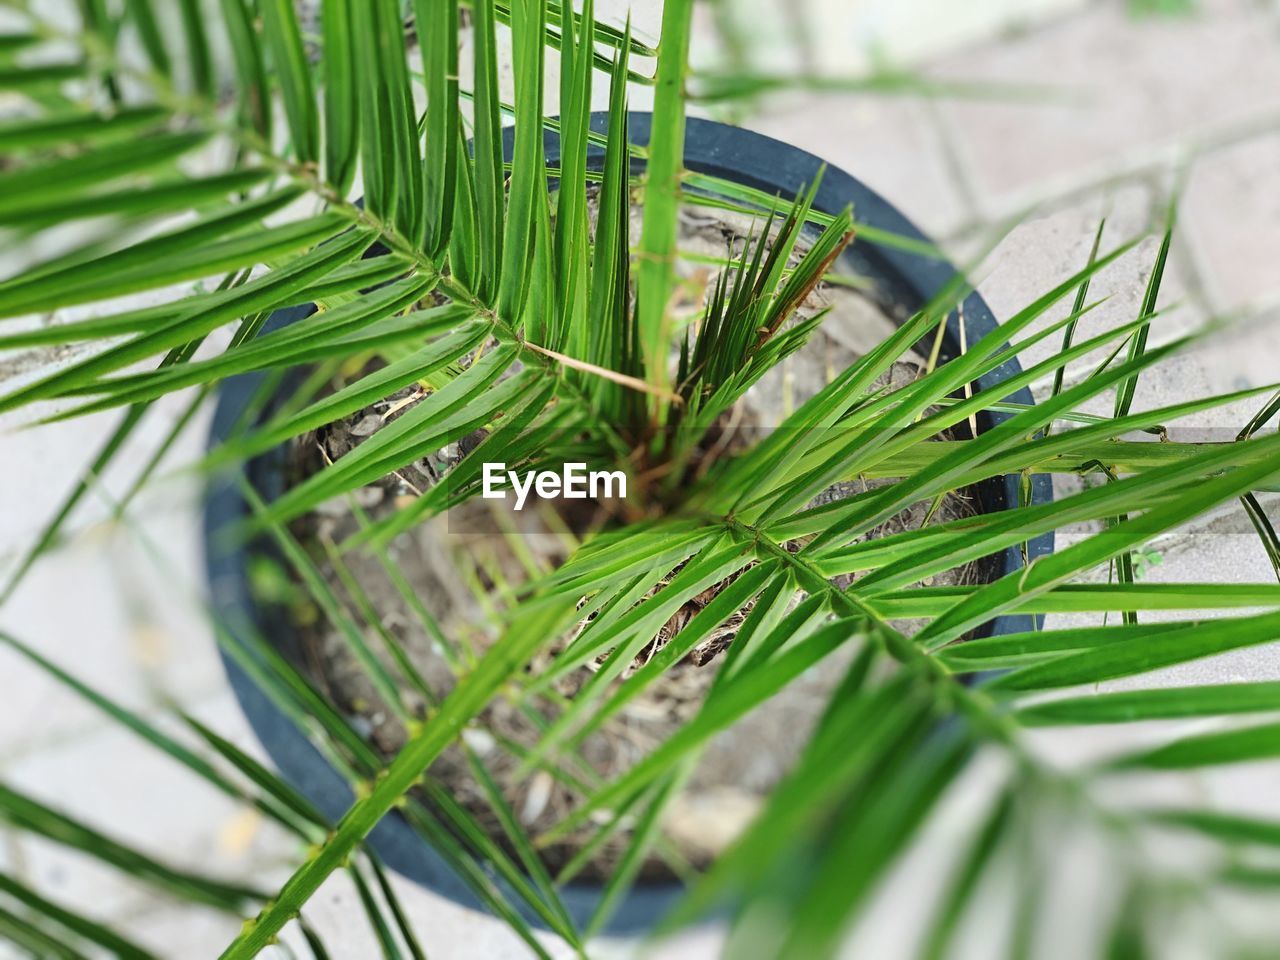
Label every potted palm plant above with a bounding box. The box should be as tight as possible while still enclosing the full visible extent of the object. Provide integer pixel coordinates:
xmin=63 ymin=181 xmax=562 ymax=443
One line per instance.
xmin=1 ymin=1 xmax=1279 ymax=958
xmin=203 ymin=105 xmax=1056 ymax=936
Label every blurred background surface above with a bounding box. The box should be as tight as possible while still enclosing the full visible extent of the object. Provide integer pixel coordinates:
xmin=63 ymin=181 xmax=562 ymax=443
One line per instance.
xmin=2 ymin=1 xmax=1279 ymax=956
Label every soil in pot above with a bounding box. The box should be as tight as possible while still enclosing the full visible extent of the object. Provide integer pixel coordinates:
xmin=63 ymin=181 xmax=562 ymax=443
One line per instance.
xmin=268 ymin=202 xmax=981 ymax=884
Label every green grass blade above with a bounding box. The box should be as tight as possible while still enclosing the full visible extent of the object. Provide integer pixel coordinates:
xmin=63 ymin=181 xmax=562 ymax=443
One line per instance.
xmin=423 ymin=781 xmax=582 ymax=945
xmin=366 ymin=857 xmax=428 ymax=960
xmin=216 ymin=316 xmax=493 ymax=465
xmin=460 ymin=749 xmax=581 ymax=944
xmin=1107 ymin=720 xmax=1280 ymax=771
xmin=398 ymin=800 xmax=556 ymax=960
xmin=1018 ymin=683 xmax=1280 ymax=725
xmin=635 ymin=0 xmax=694 ymax=404
xmin=0 ymin=105 xmax=167 ymax=151
xmin=915 ymin=433 xmax=1280 ymax=648
xmin=322 ymin=0 xmax=358 ymax=195
xmin=262 ymin=0 xmax=319 ymax=163
xmin=0 ymin=212 xmax=349 ymax=320
xmin=471 ymin=0 xmax=504 ymax=303
xmin=216 ymin=597 xmax=574 ymax=957
xmin=497 ymin=0 xmax=548 ymax=323
xmin=553 ymin=0 xmax=594 ymax=356
xmin=565 ymin=560 xmax=780 ymax=747
xmin=1242 ymin=492 xmax=1280 ymax=583
xmin=0 ymin=631 xmax=314 ymax=839
xmin=351 ymin=0 xmax=394 ymax=221
xmin=375 ymin=0 xmax=424 ymax=241
xmin=177 ymin=0 xmax=213 ymax=96
xmin=0 ymin=783 xmax=263 ymax=911
xmin=0 ymin=905 xmax=88 ymax=960
xmin=0 ymin=228 xmax=372 ymax=413
xmin=248 ymin=346 xmax=522 ymax=525
xmin=0 ymin=873 xmax=156 ymax=959
xmin=919 ymin=789 xmax=1013 ymax=960
xmin=585 ymin=769 xmax=688 ymax=938
xmin=0 ymin=188 xmax=306 ymax=318
xmin=777 ymin=727 xmax=972 ymax=959
xmin=245 ymin=485 xmax=412 ymax=724
xmin=0 ymin=169 xmax=275 ymax=229
xmin=585 ymin=30 xmax=631 ymax=415
xmin=545 ymin=617 xmax=864 ymax=843
xmin=846 ymin=431 xmax=1280 ymax=596
xmin=939 ymin=621 xmax=1190 ymax=672
xmin=657 ymin=661 xmax=925 ymax=934
xmin=0 ymin=131 xmax=206 ymax=217
xmin=875 ymin=583 xmax=1280 ymax=620
xmin=299 ymin=918 xmax=334 ymax=960
xmin=1113 ymin=213 xmax=1174 ymax=421
xmin=348 ymin=374 xmax=560 ymax=549
xmin=1047 ymin=218 xmax=1105 ymax=431
xmin=801 ymin=318 xmax=1182 ymax=556
xmin=1141 ymin=808 xmax=1280 ymax=848
xmin=0 ymin=62 xmax=86 ymax=90
xmin=123 ymin=0 xmax=170 ymax=75
xmin=179 ymin=712 xmax=328 ymax=830
xmin=419 ymin=0 xmax=459 ymax=255
xmin=60 ymin=275 xmax=437 ymax=413
xmin=990 ymin=608 xmax=1280 ymax=693
xmin=218 ymin=0 xmax=272 ymax=139
xmin=348 ymin=862 xmax=407 ymax=960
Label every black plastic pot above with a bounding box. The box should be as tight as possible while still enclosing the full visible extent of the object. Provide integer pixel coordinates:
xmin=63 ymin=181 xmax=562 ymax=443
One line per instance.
xmin=204 ymin=114 xmax=1054 ymax=935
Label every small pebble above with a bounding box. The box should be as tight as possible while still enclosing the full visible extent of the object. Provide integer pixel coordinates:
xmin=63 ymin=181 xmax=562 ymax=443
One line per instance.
xmin=349 ymin=414 xmax=382 ymax=437
xmin=462 ymin=727 xmax=496 ymax=755
xmin=354 ymin=486 xmax=383 ymax=507
xmin=520 ymin=772 xmax=553 ymax=824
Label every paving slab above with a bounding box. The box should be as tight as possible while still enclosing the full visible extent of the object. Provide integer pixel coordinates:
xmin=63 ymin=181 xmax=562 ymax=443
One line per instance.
xmin=1033 ymin=510 xmax=1280 ymax=689
xmin=119 ymin=906 xmax=244 ymax=960
xmin=928 ymin=0 xmax=1280 ymax=217
xmin=1182 ymin=131 xmax=1280 ymax=312
xmin=744 ymin=94 xmax=972 ymax=238
xmin=2 ymin=713 xmax=300 ymax=896
xmin=964 ymin=181 xmax=1208 ymax=392
xmin=0 ymin=392 xmax=215 ymax=555
xmin=688 ymin=0 xmax=1090 ymax=77
xmin=1064 ymin=307 xmax=1280 ymax=430
xmin=288 ymin=869 xmax=577 ymax=960
xmin=0 ymin=507 xmax=228 ymax=757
